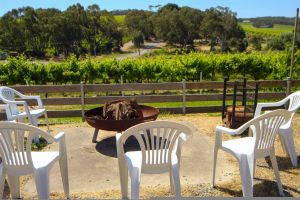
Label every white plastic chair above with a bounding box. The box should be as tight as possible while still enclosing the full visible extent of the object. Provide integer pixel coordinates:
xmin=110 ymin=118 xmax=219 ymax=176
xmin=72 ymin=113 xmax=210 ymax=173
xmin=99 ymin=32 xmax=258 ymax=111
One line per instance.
xmin=212 ymin=109 xmax=290 ymax=197
xmin=254 ymin=91 xmax=300 ymax=167
xmin=0 ymin=86 xmax=49 ymax=132
xmin=116 ymin=120 xmax=192 ymax=199
xmin=0 ymin=121 xmax=69 ymax=199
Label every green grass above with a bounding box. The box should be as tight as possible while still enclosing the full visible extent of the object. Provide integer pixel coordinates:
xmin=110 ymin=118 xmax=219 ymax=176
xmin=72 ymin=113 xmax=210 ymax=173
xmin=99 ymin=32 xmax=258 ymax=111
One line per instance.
xmin=239 ymin=22 xmax=293 ymax=37
xmin=114 ymin=15 xmax=125 ymax=26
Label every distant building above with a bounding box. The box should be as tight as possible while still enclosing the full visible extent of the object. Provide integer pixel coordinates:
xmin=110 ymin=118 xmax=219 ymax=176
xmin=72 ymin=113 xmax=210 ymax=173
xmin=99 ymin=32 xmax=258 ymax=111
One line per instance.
xmin=242 ymin=20 xmax=251 ymax=23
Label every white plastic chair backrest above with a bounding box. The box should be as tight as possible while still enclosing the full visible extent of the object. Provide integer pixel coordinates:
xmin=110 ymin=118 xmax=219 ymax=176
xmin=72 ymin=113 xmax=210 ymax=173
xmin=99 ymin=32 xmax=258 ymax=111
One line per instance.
xmin=287 ymin=91 xmax=300 ymax=118
xmin=0 ymin=121 xmax=53 ymax=172
xmin=118 ymin=121 xmax=191 ymax=171
xmin=238 ymin=109 xmax=290 ymax=152
xmin=0 ymin=87 xmax=20 ymax=115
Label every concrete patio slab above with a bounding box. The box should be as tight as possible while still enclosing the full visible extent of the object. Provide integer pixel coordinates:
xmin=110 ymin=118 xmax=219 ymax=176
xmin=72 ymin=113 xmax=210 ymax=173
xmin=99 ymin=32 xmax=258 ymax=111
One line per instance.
xmin=22 ymin=118 xmax=235 ymax=197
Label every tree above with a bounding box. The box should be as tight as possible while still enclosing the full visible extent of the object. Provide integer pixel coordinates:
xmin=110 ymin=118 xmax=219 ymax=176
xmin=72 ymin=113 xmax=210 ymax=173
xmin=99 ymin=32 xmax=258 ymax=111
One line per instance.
xmin=152 ymin=5 xmax=203 ymax=48
xmin=158 ymin=3 xmax=180 ymax=12
xmin=0 ymin=3 xmax=123 ymax=57
xmin=132 ymin=31 xmax=144 ymax=55
xmin=125 ymin=10 xmax=154 ymax=40
xmin=249 ymin=35 xmax=263 ymax=50
xmin=266 ymin=33 xmax=297 ymax=51
xmin=201 ymin=7 xmax=246 ymax=52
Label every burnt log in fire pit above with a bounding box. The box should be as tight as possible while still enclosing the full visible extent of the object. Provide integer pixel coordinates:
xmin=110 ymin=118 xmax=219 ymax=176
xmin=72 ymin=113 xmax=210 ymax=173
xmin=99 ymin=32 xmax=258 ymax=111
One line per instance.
xmin=84 ymin=103 xmax=159 ymax=142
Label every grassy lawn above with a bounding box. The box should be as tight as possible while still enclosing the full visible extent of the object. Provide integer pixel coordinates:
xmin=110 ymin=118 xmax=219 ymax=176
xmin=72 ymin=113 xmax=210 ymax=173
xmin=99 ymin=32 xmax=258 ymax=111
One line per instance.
xmin=239 ymin=22 xmax=293 ymax=36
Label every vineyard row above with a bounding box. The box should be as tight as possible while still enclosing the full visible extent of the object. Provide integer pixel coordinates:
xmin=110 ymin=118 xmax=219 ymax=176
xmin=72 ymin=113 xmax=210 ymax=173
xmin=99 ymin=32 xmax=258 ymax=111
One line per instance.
xmin=0 ymin=51 xmax=299 ymax=85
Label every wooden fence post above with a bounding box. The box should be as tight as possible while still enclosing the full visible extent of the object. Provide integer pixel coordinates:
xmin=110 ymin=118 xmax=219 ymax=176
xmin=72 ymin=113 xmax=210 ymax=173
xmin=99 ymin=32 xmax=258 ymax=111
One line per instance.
xmin=200 ymin=71 xmax=203 ymax=94
xmin=80 ymin=81 xmax=85 ymax=122
xmin=182 ymin=79 xmax=186 ymax=114
xmin=120 ymin=75 xmax=124 ymax=97
xmin=286 ymin=77 xmax=291 ymax=96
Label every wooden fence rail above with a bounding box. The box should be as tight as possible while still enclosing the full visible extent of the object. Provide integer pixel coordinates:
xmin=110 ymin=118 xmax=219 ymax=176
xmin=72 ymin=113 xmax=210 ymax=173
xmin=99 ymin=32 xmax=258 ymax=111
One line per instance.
xmin=0 ymin=78 xmax=298 ymax=119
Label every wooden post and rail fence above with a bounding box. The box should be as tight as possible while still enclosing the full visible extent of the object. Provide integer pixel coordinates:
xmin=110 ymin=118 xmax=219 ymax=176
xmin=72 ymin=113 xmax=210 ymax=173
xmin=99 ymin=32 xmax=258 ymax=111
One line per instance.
xmin=0 ymin=78 xmax=299 ymax=120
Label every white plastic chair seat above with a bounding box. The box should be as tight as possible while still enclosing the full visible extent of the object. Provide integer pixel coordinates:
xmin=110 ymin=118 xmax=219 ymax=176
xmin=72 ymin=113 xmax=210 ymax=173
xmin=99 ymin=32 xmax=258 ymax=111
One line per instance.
xmin=32 ymin=152 xmax=59 ymax=169
xmin=222 ymin=137 xmax=255 ymax=156
xmin=5 ymin=152 xmax=59 ymax=171
xmin=125 ymin=150 xmax=178 ymax=174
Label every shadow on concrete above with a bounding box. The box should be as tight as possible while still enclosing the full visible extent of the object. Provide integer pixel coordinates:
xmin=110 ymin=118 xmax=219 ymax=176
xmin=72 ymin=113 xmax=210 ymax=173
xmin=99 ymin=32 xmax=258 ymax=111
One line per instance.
xmin=95 ymin=133 xmax=169 ymax=158
xmin=95 ymin=136 xmax=140 ymax=158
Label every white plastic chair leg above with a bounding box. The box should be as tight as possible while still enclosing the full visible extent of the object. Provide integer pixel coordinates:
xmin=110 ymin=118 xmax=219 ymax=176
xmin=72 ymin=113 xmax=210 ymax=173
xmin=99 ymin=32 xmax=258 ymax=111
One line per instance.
xmin=7 ymin=175 xmax=20 ymax=199
xmin=118 ymin=157 xmax=128 ymax=199
xmin=34 ymin=169 xmax=50 ymax=200
xmin=253 ymin=159 xmax=256 ymax=180
xmin=59 ymin=156 xmax=70 ymax=198
xmin=44 ymin=112 xmax=50 ymax=133
xmin=31 ymin=116 xmax=38 ymax=127
xmin=211 ymin=146 xmax=218 ymax=187
xmin=269 ymin=149 xmax=284 ymax=196
xmin=172 ymin=164 xmax=181 ymax=198
xmin=239 ymin=155 xmax=254 ymax=197
xmin=119 ymin=166 xmax=128 ymax=199
xmin=278 ymin=135 xmax=287 ymax=154
xmin=279 ymin=128 xmax=298 ymax=167
xmin=129 ymin=167 xmax=141 ymax=199
xmin=0 ymin=164 xmax=5 ymax=199
xmin=169 ymin=171 xmax=175 ymax=194
xmin=30 ymin=116 xmax=41 ymax=143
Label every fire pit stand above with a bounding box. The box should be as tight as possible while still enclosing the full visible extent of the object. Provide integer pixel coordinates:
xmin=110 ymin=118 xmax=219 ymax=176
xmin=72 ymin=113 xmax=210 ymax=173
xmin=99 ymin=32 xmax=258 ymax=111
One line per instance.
xmin=84 ymin=105 xmax=160 ymax=143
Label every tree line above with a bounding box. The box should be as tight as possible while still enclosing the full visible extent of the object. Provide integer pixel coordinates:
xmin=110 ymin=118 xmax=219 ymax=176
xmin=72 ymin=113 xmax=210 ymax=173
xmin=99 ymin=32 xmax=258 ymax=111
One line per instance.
xmin=0 ymin=4 xmax=122 ymax=58
xmin=125 ymin=4 xmax=246 ymax=52
xmin=0 ymin=3 xmax=298 ymax=58
xmin=0 ymin=3 xmax=249 ymax=57
xmin=240 ymin=16 xmax=295 ymax=26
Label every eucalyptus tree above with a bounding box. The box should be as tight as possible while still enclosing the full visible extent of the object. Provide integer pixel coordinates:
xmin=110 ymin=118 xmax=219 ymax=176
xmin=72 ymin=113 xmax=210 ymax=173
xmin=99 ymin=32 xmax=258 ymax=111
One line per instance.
xmin=201 ymin=7 xmax=246 ymax=52
xmin=152 ymin=4 xmax=203 ymax=48
xmin=125 ymin=10 xmax=154 ymax=40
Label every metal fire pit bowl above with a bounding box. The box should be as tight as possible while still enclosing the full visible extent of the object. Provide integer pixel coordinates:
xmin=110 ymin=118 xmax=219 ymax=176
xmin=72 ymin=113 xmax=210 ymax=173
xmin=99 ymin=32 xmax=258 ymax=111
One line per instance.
xmin=84 ymin=105 xmax=160 ymax=142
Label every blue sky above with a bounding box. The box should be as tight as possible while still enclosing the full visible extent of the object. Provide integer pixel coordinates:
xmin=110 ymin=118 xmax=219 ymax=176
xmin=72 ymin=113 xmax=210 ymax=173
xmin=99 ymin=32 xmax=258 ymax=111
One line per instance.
xmin=0 ymin=0 xmax=299 ymax=18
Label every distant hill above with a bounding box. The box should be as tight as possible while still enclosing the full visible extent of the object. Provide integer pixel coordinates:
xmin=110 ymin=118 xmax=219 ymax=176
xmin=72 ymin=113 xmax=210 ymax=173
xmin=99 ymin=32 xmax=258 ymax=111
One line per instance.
xmin=110 ymin=9 xmax=133 ymax=16
xmin=239 ymin=22 xmax=293 ymax=37
xmin=239 ymin=16 xmax=295 ymax=26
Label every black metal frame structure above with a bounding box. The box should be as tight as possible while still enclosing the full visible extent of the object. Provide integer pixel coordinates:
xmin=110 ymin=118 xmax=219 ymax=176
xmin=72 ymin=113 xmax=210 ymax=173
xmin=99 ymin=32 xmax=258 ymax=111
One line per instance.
xmin=222 ymin=77 xmax=259 ymax=128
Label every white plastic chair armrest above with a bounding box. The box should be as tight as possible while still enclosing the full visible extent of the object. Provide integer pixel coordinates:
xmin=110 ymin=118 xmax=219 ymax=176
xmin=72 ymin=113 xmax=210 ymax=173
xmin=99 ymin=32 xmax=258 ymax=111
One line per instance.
xmin=21 ymin=95 xmax=44 ymax=108
xmin=254 ymin=99 xmax=288 ymax=117
xmin=32 ymin=130 xmax=55 ymax=144
xmin=54 ymin=132 xmax=65 ymax=142
xmin=179 ymin=132 xmax=187 ymax=142
xmin=215 ymin=125 xmax=241 ymax=136
xmin=6 ymin=100 xmax=27 ymax=106
xmin=116 ymin=133 xmax=122 ymax=143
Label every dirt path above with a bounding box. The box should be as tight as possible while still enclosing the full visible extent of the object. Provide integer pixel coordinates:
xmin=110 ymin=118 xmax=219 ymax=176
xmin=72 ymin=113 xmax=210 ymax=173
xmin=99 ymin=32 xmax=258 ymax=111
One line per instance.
xmin=117 ymin=41 xmax=165 ymax=60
